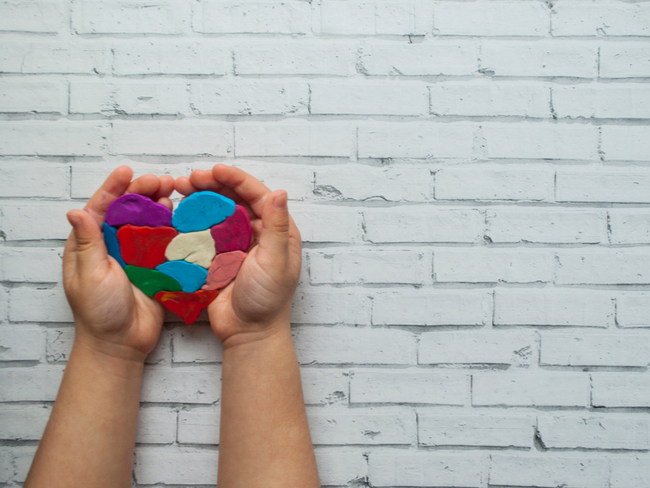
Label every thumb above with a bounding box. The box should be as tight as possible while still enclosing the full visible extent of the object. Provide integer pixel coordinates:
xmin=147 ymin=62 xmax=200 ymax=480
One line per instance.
xmin=66 ymin=209 xmax=108 ymax=275
xmin=258 ymin=190 xmax=290 ymax=261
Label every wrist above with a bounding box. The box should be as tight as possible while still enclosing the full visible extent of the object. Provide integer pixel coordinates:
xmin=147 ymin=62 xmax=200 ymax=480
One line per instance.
xmin=72 ymin=328 xmax=148 ymax=372
xmin=220 ymin=318 xmax=293 ymax=352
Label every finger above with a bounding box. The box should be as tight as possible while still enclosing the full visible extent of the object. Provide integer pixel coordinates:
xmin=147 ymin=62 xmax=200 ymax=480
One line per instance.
xmin=188 ymin=169 xmax=247 ymax=208
xmin=174 ymin=176 xmax=197 ymax=197
xmin=62 ymin=231 xmax=77 ymax=284
xmin=156 ymin=196 xmax=173 ymax=211
xmin=66 ymin=209 xmax=109 ymax=277
xmin=84 ymin=165 xmax=133 ymax=226
xmin=210 ymin=165 xmax=272 ymax=218
xmin=257 ymin=190 xmax=290 ymax=263
xmin=125 ymin=174 xmax=160 ymax=197
xmin=151 ymin=175 xmax=174 ymax=202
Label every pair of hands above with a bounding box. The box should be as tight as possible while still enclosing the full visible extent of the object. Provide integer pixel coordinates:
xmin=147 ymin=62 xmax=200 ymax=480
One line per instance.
xmin=63 ymin=165 xmax=302 ymax=363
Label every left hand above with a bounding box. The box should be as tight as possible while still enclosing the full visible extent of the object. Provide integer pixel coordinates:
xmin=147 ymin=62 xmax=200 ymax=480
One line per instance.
xmin=62 ymin=166 xmax=174 ymax=362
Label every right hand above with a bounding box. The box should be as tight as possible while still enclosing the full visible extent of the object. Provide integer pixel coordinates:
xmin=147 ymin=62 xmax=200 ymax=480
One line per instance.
xmin=174 ymin=165 xmax=302 ymax=347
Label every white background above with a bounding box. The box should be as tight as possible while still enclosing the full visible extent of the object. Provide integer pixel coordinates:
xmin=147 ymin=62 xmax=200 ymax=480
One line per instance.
xmin=1 ymin=0 xmax=650 ymax=486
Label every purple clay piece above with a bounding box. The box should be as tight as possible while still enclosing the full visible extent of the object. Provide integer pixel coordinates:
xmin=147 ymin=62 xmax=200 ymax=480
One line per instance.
xmin=105 ymin=193 xmax=172 ymax=228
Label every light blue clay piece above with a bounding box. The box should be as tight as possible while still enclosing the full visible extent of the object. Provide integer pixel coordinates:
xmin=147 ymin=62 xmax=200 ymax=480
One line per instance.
xmin=172 ymin=191 xmax=236 ymax=233
xmin=103 ymin=222 xmax=126 ymax=268
xmin=155 ymin=260 xmax=208 ymax=293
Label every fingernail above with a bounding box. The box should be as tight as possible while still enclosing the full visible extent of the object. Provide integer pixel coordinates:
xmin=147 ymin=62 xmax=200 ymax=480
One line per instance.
xmin=273 ymin=191 xmax=288 ymax=209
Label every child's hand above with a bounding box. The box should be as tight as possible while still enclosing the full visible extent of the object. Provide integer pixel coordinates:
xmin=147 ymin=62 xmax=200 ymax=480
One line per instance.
xmin=175 ymin=165 xmax=302 ymax=347
xmin=63 ymin=166 xmax=175 ymax=362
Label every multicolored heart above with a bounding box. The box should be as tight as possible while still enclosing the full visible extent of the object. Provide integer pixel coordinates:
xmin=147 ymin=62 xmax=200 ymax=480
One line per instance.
xmin=102 ymin=192 xmax=251 ymax=324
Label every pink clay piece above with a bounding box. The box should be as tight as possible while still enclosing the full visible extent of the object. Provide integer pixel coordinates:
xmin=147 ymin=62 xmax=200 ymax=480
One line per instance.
xmin=210 ymin=205 xmax=252 ymax=253
xmin=202 ymin=251 xmax=247 ymax=291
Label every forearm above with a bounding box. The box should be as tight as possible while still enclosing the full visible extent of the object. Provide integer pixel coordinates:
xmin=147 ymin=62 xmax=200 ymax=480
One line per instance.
xmin=218 ymin=325 xmax=320 ymax=488
xmin=25 ymin=338 xmax=144 ymax=488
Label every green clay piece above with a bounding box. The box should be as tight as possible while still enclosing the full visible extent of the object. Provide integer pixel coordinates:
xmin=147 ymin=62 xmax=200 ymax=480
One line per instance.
xmin=124 ymin=265 xmax=182 ymax=297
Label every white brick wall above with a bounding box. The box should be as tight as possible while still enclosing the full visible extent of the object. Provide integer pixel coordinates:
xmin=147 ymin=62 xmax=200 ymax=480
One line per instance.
xmin=1 ymin=0 xmax=649 ymax=486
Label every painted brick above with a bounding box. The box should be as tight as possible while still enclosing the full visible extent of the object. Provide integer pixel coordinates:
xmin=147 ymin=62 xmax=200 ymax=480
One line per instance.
xmin=434 ymin=249 xmax=555 ymax=284
xmin=372 ymin=290 xmax=492 ymax=326
xmin=0 ymin=121 xmax=108 ymax=156
xmin=0 ymin=162 xmax=68 ymax=198
xmin=314 ymin=165 xmax=431 ymax=202
xmin=481 ymin=40 xmax=597 ymax=77
xmin=291 ymin=290 xmax=370 ymax=325
xmin=618 ymin=293 xmax=650 ymax=328
xmin=557 ymin=166 xmax=650 ymax=202
xmin=541 ymin=333 xmax=649 ymax=367
xmin=293 ymin=326 xmax=417 ymax=365
xmin=364 ymin=207 xmax=484 ymax=244
xmin=319 ymin=1 xmax=426 ymax=36
xmin=0 ymin=79 xmax=67 ymax=113
xmin=435 ymin=164 xmax=554 ymax=201
xmin=72 ymin=0 xmax=189 ymax=34
xmin=229 ymin=161 xmax=314 ymax=201
xmin=610 ymin=211 xmax=650 ymax=245
xmin=369 ymin=451 xmax=486 ymax=488
xmin=9 ymin=287 xmax=73 ymax=323
xmin=601 ymin=126 xmax=650 ymax=162
xmin=419 ymin=331 xmax=535 ymax=366
xmin=358 ymin=124 xmax=473 ymax=159
xmin=434 ymin=1 xmax=548 ymax=36
xmin=136 ymin=407 xmax=177 ymax=444
xmin=309 ymin=250 xmax=425 ymax=285
xmin=112 ymin=120 xmax=232 ymax=156
xmin=46 ymin=328 xmax=74 ymax=363
xmin=193 ymin=80 xmax=309 ymax=115
xmin=483 ymin=124 xmax=598 ymax=160
xmin=70 ymin=80 xmax=189 ymax=115
xmin=592 ymin=374 xmax=650 ymax=407
xmin=178 ymin=407 xmax=220 ymax=444
xmin=0 ymin=0 xmax=62 ymax=32
xmin=4 ymin=446 xmax=37 ymax=483
xmin=291 ymin=205 xmax=360 ymax=243
xmin=140 ymin=367 xmax=220 ymax=404
xmin=134 ymin=448 xmax=217 ymax=485
xmin=472 ymin=373 xmax=590 ymax=407
xmin=195 ymin=0 xmax=310 ymax=34
xmin=0 ymin=328 xmax=44 ymax=361
xmin=553 ymin=85 xmax=650 ymax=119
xmin=611 ymin=455 xmax=650 ymax=488
xmin=0 ymin=202 xmax=75 ymax=240
xmin=350 ymin=370 xmax=468 ymax=405
xmin=487 ymin=208 xmax=606 ymax=244
xmin=112 ymin=39 xmax=228 ymax=75
xmin=0 ymin=367 xmax=64 ymax=401
xmin=307 ymin=408 xmax=415 ymax=445
xmin=0 ymin=405 xmax=50 ymax=440
xmin=601 ymin=43 xmax=650 ymax=78
xmin=300 ymin=368 xmax=349 ymax=406
xmin=359 ymin=41 xmax=478 ymax=76
xmin=0 ymin=449 xmax=10 ymax=483
xmin=234 ymin=41 xmax=352 ymax=75
xmin=311 ymin=82 xmax=428 ymax=115
xmin=172 ymin=325 xmax=223 ymax=363
xmin=0 ymin=40 xmax=110 ymax=74
xmin=489 ymin=455 xmax=608 ymax=488
xmin=418 ymin=413 xmax=534 ymax=448
xmin=430 ymin=81 xmax=550 ymax=117
xmin=495 ymin=289 xmax=614 ymax=327
xmin=235 ymin=123 xmax=352 ymax=157
xmin=556 ymin=250 xmax=650 ymax=285
xmin=538 ymin=414 xmax=650 ymax=450
xmin=1 ymin=248 xmax=63 ymax=283
xmin=314 ymin=449 xmax=368 ymax=487
xmin=553 ymin=3 xmax=650 ymax=37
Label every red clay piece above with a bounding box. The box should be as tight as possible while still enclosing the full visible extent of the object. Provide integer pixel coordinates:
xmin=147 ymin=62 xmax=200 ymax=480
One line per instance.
xmin=117 ymin=225 xmax=178 ymax=269
xmin=210 ymin=205 xmax=252 ymax=253
xmin=154 ymin=289 xmax=219 ymax=325
xmin=202 ymin=251 xmax=247 ymax=291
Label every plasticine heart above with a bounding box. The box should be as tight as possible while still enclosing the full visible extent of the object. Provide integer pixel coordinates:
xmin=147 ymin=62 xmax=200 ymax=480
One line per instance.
xmin=103 ymin=192 xmax=252 ymax=324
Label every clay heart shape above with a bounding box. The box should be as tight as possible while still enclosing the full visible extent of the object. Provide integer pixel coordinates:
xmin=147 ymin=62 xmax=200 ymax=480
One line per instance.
xmin=102 ymin=192 xmax=251 ymax=324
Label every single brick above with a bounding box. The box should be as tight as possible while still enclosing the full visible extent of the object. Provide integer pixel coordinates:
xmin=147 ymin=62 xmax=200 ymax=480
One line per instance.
xmin=556 ymin=250 xmax=650 ymax=285
xmin=611 ymin=455 xmax=650 ymax=488
xmin=172 ymin=325 xmax=223 ymax=363
xmin=541 ymin=333 xmax=649 ymax=367
xmin=557 ymin=166 xmax=650 ymax=202
xmin=0 ymin=39 xmax=110 ymax=74
xmin=9 ymin=287 xmax=73 ymax=323
xmin=291 ymin=290 xmax=370 ymax=325
xmin=140 ymin=367 xmax=220 ymax=404
xmin=318 ymin=0 xmax=426 ymax=36
xmin=178 ymin=408 xmax=220 ymax=445
xmin=300 ymin=368 xmax=349 ymax=406
xmin=0 ymin=120 xmax=108 ymax=156
xmin=553 ymin=3 xmax=650 ymax=36
xmin=0 ymin=405 xmax=50 ymax=440
xmin=601 ymin=43 xmax=650 ymax=77
xmin=291 ymin=205 xmax=360 ymax=243
xmin=0 ymin=367 xmax=64 ymax=401
xmin=0 ymin=328 xmax=44 ymax=361
xmin=553 ymin=84 xmax=650 ymax=119
xmin=0 ymin=0 xmax=62 ymax=32
xmin=134 ymin=448 xmax=217 ymax=485
xmin=314 ymin=449 xmax=368 ymax=487
xmin=592 ymin=374 xmax=650 ymax=407
xmin=0 ymin=202 xmax=76 ymax=240
xmin=0 ymin=79 xmax=67 ymax=113
xmin=610 ymin=211 xmax=650 ymax=245
xmin=1 ymin=248 xmax=63 ymax=283
xmin=601 ymin=126 xmax=650 ymax=162
xmin=136 ymin=407 xmax=177 ymax=444
xmin=0 ymin=162 xmax=68 ymax=198
xmin=618 ymin=293 xmax=650 ymax=327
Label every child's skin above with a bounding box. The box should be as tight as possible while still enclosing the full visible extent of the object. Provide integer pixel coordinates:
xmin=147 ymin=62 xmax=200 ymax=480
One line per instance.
xmin=24 ymin=165 xmax=320 ymax=488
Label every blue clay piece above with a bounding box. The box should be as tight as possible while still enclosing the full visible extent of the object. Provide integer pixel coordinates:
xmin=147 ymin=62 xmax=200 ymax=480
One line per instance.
xmin=155 ymin=260 xmax=208 ymax=293
xmin=103 ymin=222 xmax=126 ymax=268
xmin=172 ymin=191 xmax=236 ymax=233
